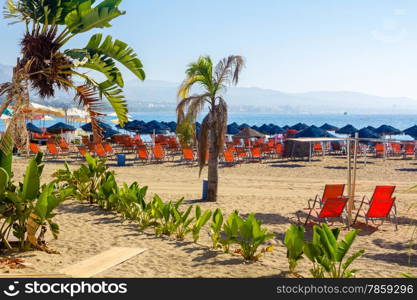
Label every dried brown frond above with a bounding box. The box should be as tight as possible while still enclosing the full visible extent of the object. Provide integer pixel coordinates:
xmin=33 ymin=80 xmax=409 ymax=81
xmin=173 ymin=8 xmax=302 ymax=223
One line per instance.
xmin=74 ymin=85 xmax=105 ymax=143
xmin=176 ymin=93 xmax=210 ymax=124
xmin=20 ymin=25 xmax=72 ymax=98
xmin=198 ymin=114 xmax=211 ymax=176
xmin=213 ymin=97 xmax=228 ymax=154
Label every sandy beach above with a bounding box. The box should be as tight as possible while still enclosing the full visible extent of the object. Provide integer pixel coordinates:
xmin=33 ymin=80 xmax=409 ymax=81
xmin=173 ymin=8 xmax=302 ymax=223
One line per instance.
xmin=2 ymin=154 xmax=417 ymax=278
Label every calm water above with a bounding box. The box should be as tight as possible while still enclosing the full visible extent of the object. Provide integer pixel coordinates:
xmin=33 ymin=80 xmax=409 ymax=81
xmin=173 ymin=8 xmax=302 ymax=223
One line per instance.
xmin=2 ymin=113 xmax=417 ymax=138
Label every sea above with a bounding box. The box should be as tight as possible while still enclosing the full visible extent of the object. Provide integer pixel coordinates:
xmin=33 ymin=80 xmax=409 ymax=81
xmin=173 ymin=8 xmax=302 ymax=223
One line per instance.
xmin=2 ymin=112 xmax=417 ymax=140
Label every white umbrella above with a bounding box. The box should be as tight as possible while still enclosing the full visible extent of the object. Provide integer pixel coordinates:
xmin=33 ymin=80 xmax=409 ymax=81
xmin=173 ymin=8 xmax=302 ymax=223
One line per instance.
xmin=24 ymin=102 xmax=65 ymax=117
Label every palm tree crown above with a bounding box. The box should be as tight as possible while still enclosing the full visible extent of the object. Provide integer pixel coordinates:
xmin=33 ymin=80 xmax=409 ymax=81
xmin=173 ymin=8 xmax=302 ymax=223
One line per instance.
xmin=0 ymin=0 xmax=145 ymax=152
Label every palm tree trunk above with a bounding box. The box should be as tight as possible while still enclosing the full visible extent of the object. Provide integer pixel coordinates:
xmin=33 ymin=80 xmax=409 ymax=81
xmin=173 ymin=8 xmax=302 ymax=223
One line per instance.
xmin=207 ymin=128 xmax=219 ymax=202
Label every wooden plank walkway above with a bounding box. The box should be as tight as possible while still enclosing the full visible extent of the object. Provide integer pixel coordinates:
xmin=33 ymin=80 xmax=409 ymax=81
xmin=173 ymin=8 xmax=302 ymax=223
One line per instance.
xmin=61 ymin=247 xmax=146 ymax=278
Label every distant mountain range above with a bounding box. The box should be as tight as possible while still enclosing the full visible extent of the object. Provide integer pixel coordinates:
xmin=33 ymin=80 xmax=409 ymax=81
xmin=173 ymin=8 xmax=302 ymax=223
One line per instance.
xmin=2 ymin=63 xmax=417 ymax=114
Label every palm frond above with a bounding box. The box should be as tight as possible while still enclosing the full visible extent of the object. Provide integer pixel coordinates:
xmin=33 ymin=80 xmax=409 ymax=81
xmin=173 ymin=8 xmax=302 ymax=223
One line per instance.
xmin=176 ymin=93 xmax=210 ymax=124
xmin=72 ymin=71 xmax=129 ymax=127
xmin=83 ymin=33 xmax=145 ymax=81
xmin=213 ymin=97 xmax=228 ymax=154
xmin=73 ymin=85 xmax=105 ymax=142
xmin=214 ymin=55 xmax=245 ymax=92
xmin=64 ymin=2 xmax=125 ymax=35
xmin=177 ymin=74 xmax=206 ymax=99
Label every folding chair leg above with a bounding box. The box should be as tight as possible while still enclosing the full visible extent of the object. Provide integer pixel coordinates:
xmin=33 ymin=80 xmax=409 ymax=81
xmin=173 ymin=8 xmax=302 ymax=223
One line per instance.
xmin=353 ymin=196 xmax=366 ymax=225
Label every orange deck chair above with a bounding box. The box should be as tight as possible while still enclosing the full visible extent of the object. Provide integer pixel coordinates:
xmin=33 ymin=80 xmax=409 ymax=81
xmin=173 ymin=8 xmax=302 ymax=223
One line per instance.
xmin=301 ymin=197 xmax=350 ymax=228
xmin=390 ymin=143 xmax=401 ymax=157
xmin=313 ymin=143 xmax=323 ymax=155
xmin=46 ymin=142 xmax=62 ymax=157
xmin=152 ymin=143 xmax=165 ymax=162
xmin=77 ymin=146 xmax=88 ymax=157
xmin=136 ymin=145 xmax=149 ymax=163
xmin=275 ymin=143 xmax=283 ymax=158
xmin=353 ymin=185 xmax=397 ymax=230
xmin=250 ymin=147 xmax=263 ymax=162
xmin=58 ymin=138 xmax=70 ymax=152
xmin=93 ymin=143 xmax=107 ymax=158
xmin=102 ymin=142 xmax=115 ymax=156
xmin=306 ymin=184 xmax=345 ymax=209
xmin=182 ymin=147 xmax=195 ymax=163
xmin=29 ymin=143 xmax=42 ymax=154
xmin=404 ymin=144 xmax=415 ymax=158
xmin=375 ymin=143 xmax=385 ymax=158
xmin=222 ymin=149 xmax=237 ymax=166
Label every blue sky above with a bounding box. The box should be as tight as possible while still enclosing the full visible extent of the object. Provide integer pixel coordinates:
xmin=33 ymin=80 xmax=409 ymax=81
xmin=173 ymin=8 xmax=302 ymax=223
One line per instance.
xmin=1 ymin=1 xmax=417 ymax=98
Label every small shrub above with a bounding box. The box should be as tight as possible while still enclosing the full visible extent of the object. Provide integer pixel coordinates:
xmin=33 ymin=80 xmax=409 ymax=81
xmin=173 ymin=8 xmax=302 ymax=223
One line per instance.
xmin=191 ymin=206 xmax=212 ymax=243
xmin=233 ymin=213 xmax=275 ymax=261
xmin=283 ymin=224 xmax=365 ymax=278
xmin=284 ymin=224 xmax=305 ymax=273
xmin=173 ymin=205 xmax=194 ymax=240
xmin=210 ymin=208 xmax=223 ymax=249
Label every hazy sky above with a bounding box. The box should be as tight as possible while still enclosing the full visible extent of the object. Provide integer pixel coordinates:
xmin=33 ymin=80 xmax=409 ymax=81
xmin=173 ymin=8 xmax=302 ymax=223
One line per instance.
xmin=1 ymin=0 xmax=417 ymax=98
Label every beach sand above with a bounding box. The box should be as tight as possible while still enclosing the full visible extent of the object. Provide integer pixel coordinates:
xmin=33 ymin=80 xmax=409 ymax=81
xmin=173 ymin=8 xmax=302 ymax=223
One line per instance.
xmin=2 ymin=154 xmax=417 ymax=277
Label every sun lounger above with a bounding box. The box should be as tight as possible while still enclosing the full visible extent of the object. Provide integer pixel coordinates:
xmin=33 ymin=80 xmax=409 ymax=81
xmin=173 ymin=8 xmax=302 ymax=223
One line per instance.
xmin=93 ymin=143 xmax=107 ymax=158
xmin=313 ymin=143 xmax=323 ymax=155
xmin=136 ymin=145 xmax=149 ymax=163
xmin=182 ymin=147 xmax=195 ymax=164
xmin=403 ymin=144 xmax=415 ymax=158
xmin=58 ymin=139 xmax=70 ymax=153
xmin=222 ymin=149 xmax=238 ymax=166
xmin=306 ymin=184 xmax=345 ymax=209
xmin=102 ymin=142 xmax=115 ymax=156
xmin=375 ymin=143 xmax=385 ymax=158
xmin=353 ymin=185 xmax=397 ymax=230
xmin=152 ymin=144 xmax=166 ymax=162
xmin=29 ymin=143 xmax=42 ymax=154
xmin=46 ymin=142 xmax=64 ymax=157
xmin=77 ymin=146 xmax=88 ymax=158
xmin=301 ymin=197 xmax=350 ymax=227
xmin=250 ymin=147 xmax=263 ymax=162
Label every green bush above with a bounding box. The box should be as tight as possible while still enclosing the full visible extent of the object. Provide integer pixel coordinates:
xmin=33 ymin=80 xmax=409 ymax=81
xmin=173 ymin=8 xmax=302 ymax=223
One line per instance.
xmin=284 ymin=224 xmax=365 ymax=278
xmin=0 ymin=153 xmax=72 ymax=251
xmin=233 ymin=213 xmax=275 ymax=261
xmin=210 ymin=208 xmax=224 ymax=249
xmin=191 ymin=206 xmax=212 ymax=243
xmin=53 ymin=154 xmax=111 ymax=203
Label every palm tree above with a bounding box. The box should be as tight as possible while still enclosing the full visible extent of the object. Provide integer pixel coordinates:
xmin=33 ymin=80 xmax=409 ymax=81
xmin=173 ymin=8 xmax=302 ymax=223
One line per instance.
xmin=0 ymin=0 xmax=145 ymax=153
xmin=177 ymin=55 xmax=244 ymax=202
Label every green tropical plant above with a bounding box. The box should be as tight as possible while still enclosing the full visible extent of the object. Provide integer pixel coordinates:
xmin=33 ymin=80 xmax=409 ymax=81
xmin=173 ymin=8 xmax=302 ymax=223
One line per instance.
xmin=173 ymin=205 xmax=194 ymax=240
xmin=0 ymin=153 xmax=72 ymax=252
xmin=191 ymin=206 xmax=212 ymax=243
xmin=0 ymin=0 xmax=145 ymax=152
xmin=220 ymin=210 xmax=241 ymax=253
xmin=151 ymin=195 xmax=183 ymax=237
xmin=96 ymin=171 xmax=119 ymax=210
xmin=284 ymin=224 xmax=305 ymax=274
xmin=53 ymin=153 xmax=110 ymax=203
xmin=303 ymin=224 xmax=365 ymax=278
xmin=209 ymin=208 xmax=223 ymax=249
xmin=177 ymin=55 xmax=245 ymax=202
xmin=116 ymin=182 xmax=148 ymax=220
xmin=233 ymin=213 xmax=275 ymax=261
xmin=284 ymin=223 xmax=365 ymax=278
xmin=136 ymin=197 xmax=156 ymax=231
